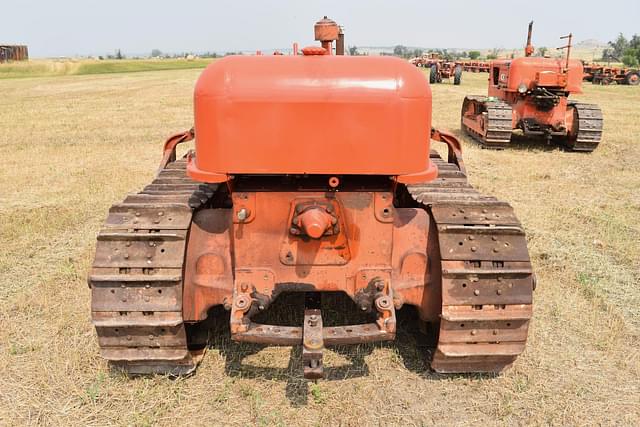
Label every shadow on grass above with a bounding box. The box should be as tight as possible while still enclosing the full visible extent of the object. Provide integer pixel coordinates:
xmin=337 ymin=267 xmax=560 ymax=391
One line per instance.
xmin=202 ymin=294 xmax=496 ymax=406
xmin=438 ymin=124 xmax=586 ymax=153
xmin=455 ymin=128 xmax=580 ymax=153
xmin=504 ymin=135 xmax=579 ymax=153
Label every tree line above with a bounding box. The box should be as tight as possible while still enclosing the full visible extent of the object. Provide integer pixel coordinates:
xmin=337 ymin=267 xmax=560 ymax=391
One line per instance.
xmin=356 ymin=45 xmax=552 ymax=60
xmin=390 ymin=45 xmax=485 ymax=60
xmin=602 ymin=34 xmax=640 ymax=67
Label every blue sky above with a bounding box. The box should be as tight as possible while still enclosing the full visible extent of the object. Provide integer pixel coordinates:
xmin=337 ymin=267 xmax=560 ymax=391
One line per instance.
xmin=2 ymin=0 xmax=638 ymax=57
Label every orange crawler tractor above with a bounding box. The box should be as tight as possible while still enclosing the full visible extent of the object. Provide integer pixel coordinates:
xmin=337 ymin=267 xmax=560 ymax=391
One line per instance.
xmin=89 ymin=17 xmax=535 ymax=379
xmin=461 ymin=22 xmax=603 ymax=151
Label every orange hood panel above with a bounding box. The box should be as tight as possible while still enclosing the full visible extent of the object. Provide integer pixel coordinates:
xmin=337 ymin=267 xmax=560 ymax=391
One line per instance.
xmin=188 ymin=55 xmax=433 ymax=182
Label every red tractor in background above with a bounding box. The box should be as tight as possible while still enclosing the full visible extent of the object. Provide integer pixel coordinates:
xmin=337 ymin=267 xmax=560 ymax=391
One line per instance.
xmin=461 ymin=22 xmax=603 ymax=151
xmin=583 ymin=63 xmax=640 ymax=86
xmin=411 ymin=53 xmax=463 ymax=85
xmin=429 ymin=57 xmax=463 ymax=85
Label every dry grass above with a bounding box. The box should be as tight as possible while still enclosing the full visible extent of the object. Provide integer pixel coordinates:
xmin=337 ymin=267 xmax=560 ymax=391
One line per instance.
xmin=0 ymin=68 xmax=638 ymax=426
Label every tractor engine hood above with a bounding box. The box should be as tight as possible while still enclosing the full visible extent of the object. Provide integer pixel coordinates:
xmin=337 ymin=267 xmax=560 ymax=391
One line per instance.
xmin=188 ymin=55 xmax=435 ymax=183
xmin=502 ymin=57 xmax=584 ymax=93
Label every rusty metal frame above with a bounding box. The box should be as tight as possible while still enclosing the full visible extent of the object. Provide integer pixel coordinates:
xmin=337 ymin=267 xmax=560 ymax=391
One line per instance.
xmin=158 ymin=128 xmax=194 ymax=173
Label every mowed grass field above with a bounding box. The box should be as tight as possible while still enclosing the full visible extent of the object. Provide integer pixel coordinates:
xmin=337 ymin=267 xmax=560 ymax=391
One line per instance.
xmin=0 ymin=65 xmax=639 ymax=426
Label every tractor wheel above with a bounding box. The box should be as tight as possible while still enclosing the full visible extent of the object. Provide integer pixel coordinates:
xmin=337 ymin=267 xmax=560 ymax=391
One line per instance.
xmin=453 ymin=66 xmax=462 ymax=85
xmin=429 ymin=64 xmax=438 ymax=84
xmin=625 ymin=71 xmax=640 ymax=86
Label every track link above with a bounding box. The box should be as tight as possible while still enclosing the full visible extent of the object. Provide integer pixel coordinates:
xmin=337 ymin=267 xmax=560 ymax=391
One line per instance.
xmin=407 ymin=152 xmax=534 ymax=373
xmin=567 ymin=102 xmax=603 ymax=152
xmin=461 ymin=96 xmax=513 ymax=149
xmin=89 ymin=158 xmax=216 ymax=375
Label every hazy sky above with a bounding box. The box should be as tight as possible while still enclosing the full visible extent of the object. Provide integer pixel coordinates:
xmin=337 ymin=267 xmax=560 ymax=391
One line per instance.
xmin=2 ymin=0 xmax=638 ymax=57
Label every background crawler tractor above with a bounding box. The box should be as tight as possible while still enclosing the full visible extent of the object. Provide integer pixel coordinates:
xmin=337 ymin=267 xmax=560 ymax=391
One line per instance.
xmin=461 ymin=21 xmax=603 ymax=151
xmin=410 ymin=53 xmax=463 ymax=85
xmin=89 ymin=17 xmax=535 ymax=379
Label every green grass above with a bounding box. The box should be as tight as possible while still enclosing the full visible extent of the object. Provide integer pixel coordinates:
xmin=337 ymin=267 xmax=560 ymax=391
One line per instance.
xmin=0 ymin=58 xmax=213 ymax=79
xmin=75 ymin=58 xmax=212 ymax=75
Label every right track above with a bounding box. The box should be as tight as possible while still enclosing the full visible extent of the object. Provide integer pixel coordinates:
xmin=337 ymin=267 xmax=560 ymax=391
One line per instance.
xmin=406 ymin=151 xmax=534 ymax=373
xmin=567 ymin=102 xmax=603 ymax=152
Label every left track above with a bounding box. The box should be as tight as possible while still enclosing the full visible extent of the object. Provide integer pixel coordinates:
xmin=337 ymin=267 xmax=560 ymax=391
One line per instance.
xmin=89 ymin=157 xmax=215 ymax=375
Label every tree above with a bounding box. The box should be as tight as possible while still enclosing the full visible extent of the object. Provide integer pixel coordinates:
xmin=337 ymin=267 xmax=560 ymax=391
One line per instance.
xmin=536 ymin=47 xmax=548 ymax=57
xmin=486 ymin=48 xmax=500 ymax=60
xmin=412 ymin=48 xmax=423 ymax=58
xmin=622 ymin=34 xmax=640 ymax=66
xmin=602 ymin=33 xmax=640 ymax=66
xmin=606 ymin=33 xmax=628 ymax=59
xmin=348 ymin=45 xmax=359 ymax=56
xmin=151 ymin=49 xmax=163 ymax=58
xmin=115 ymin=49 xmax=124 ymax=60
xmin=468 ymin=51 xmax=481 ymax=60
xmin=623 ymin=53 xmax=639 ymax=67
xmin=393 ymin=45 xmax=408 ymax=58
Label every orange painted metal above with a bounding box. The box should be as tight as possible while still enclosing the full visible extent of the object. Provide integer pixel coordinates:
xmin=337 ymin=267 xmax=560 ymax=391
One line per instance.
xmin=187 ymin=55 xmax=436 ymax=184
xmin=314 ymin=16 xmax=340 ymax=55
xmin=461 ymin=21 xmax=602 ymax=150
xmin=583 ymin=63 xmax=640 ymax=85
xmin=91 ymin=15 xmax=535 ymax=378
xmin=487 ymin=57 xmax=584 ymax=131
xmin=431 ymin=128 xmax=465 ymax=174
xmin=182 ymin=191 xmax=431 ymax=323
xmin=182 ymin=14 xmax=443 ymax=325
xmin=458 ymin=60 xmax=490 ymax=73
xmin=294 ymin=206 xmax=334 ymax=239
xmin=488 ymin=57 xmax=583 ymax=96
xmin=183 ymin=209 xmax=234 ymax=322
xmin=410 ymin=57 xmax=490 ymax=74
xmin=300 ymin=46 xmax=327 ymax=56
xmin=158 ymin=128 xmax=194 ymax=171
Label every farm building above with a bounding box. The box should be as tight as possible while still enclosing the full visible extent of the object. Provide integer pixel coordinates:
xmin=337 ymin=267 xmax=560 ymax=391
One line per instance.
xmin=0 ymin=45 xmax=29 ymax=62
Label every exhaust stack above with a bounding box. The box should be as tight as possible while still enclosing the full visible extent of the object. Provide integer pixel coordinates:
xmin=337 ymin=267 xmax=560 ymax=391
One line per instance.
xmin=524 ymin=21 xmax=534 ymax=57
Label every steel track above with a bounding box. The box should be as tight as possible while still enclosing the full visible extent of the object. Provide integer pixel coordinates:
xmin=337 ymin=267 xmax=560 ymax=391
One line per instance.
xmin=89 ymin=157 xmax=215 ymax=375
xmin=91 ymin=151 xmax=533 ymax=375
xmin=461 ymin=96 xmax=513 ymax=149
xmin=407 ymin=151 xmax=534 ymax=373
xmin=567 ymin=102 xmax=603 ymax=152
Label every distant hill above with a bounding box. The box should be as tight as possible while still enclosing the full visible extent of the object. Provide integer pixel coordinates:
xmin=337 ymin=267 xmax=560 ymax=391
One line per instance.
xmin=575 ymin=39 xmax=607 ymax=49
